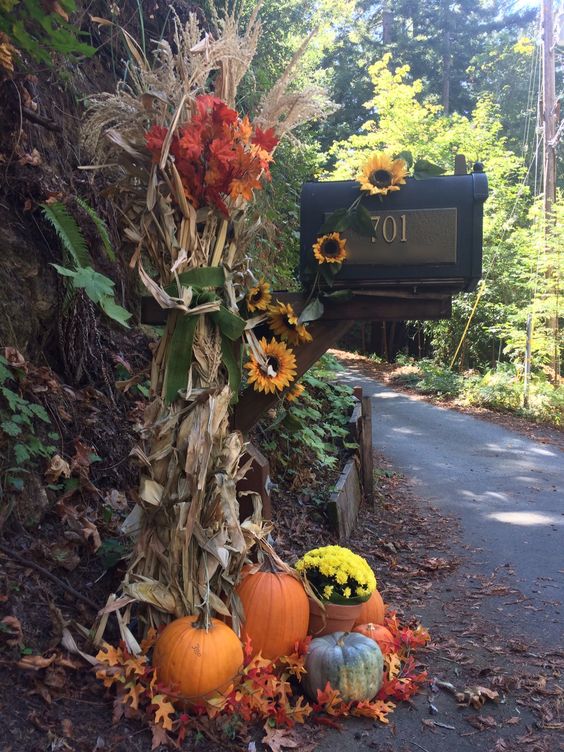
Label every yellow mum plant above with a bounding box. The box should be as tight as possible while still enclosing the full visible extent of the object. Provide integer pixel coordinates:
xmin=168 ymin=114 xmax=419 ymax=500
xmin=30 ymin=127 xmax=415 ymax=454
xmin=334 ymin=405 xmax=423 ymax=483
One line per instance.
xmin=295 ymin=545 xmax=376 ymax=604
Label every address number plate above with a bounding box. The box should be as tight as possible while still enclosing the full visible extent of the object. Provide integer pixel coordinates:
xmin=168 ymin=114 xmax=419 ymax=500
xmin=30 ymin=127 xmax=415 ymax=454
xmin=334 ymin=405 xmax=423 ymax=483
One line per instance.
xmin=339 ymin=208 xmax=458 ymax=266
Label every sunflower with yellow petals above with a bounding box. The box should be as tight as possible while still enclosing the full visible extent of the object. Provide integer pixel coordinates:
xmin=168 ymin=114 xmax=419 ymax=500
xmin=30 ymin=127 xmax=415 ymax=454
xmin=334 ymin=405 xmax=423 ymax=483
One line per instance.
xmin=244 ymin=337 xmax=297 ymax=394
xmin=268 ymin=301 xmax=313 ymax=345
xmin=312 ymin=232 xmax=348 ymax=264
xmin=246 ymin=279 xmax=272 ymax=312
xmin=357 ymin=152 xmax=408 ymax=196
xmin=285 ymin=382 xmax=305 ymax=402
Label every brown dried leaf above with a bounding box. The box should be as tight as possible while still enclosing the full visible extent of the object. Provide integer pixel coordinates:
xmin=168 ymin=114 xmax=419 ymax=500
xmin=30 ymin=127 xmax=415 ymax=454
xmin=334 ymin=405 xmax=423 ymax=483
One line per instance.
xmin=457 ymin=686 xmax=499 ymax=709
xmin=262 ymin=727 xmax=300 ymax=752
xmin=44 ymin=455 xmax=71 ymax=483
xmin=17 ymin=654 xmax=57 ymax=671
xmin=18 ymin=148 xmax=43 ymax=167
xmin=0 ymin=35 xmax=16 ymax=74
xmin=1 ymin=615 xmax=23 ymax=645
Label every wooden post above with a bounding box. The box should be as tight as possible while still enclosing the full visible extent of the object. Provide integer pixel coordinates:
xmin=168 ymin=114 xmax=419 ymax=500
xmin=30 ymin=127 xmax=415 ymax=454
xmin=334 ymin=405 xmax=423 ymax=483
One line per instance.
xmin=542 ymin=0 xmax=560 ymax=383
xmin=523 ymin=313 xmax=533 ymax=409
xmin=360 ymin=396 xmax=374 ymax=505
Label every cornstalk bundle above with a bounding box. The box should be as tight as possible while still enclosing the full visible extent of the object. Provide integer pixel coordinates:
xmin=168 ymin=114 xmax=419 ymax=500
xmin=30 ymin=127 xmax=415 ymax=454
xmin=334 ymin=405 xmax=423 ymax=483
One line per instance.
xmin=82 ymin=8 xmax=335 ymax=644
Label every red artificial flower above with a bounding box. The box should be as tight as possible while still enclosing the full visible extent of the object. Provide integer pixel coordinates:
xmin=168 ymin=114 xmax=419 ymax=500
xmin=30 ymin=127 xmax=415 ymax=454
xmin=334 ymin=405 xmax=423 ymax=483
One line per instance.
xmin=144 ymin=125 xmax=169 ymax=161
xmin=252 ymin=126 xmax=279 ymax=153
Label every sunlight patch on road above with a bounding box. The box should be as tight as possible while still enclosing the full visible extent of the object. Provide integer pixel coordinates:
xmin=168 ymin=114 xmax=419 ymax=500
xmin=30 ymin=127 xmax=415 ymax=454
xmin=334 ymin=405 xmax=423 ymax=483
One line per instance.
xmin=486 ymin=511 xmax=563 ymax=526
xmin=474 ymin=442 xmax=557 ymax=459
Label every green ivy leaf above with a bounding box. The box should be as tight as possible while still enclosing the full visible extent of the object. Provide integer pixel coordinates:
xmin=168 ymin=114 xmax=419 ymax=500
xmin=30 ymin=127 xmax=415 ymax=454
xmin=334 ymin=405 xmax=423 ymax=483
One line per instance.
xmin=413 ymin=159 xmax=446 ymax=179
xmin=0 ymin=355 xmax=12 ymax=384
xmin=320 ymin=289 xmax=353 ymax=303
xmin=7 ymin=476 xmax=24 ymax=491
xmin=351 ymin=205 xmax=377 ymax=237
xmin=319 ymin=208 xmax=350 ymax=234
xmin=14 ymin=444 xmax=31 ymax=464
xmin=99 ymin=296 xmax=132 ymax=328
xmin=28 ymin=403 xmax=50 ymax=423
xmin=396 ymin=150 xmax=414 ymax=168
xmin=72 ymin=267 xmax=114 ymax=302
xmin=298 ymin=298 xmax=324 ymax=324
xmin=1 ymin=420 xmax=22 ymax=437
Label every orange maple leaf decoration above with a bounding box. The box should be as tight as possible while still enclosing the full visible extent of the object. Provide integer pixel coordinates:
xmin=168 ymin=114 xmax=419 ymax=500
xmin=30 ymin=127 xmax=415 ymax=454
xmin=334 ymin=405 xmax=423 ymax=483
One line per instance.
xmin=152 ymin=694 xmax=176 ymax=730
xmin=352 ymin=699 xmax=396 ymax=723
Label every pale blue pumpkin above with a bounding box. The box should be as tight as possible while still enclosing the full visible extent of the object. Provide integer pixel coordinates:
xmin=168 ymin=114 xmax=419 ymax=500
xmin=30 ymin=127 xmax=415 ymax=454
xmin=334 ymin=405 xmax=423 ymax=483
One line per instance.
xmin=303 ymin=631 xmax=384 ymax=702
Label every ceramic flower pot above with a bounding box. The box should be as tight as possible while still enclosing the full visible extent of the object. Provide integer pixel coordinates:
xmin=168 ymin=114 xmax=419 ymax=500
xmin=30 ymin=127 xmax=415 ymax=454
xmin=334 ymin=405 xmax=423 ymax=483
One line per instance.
xmin=308 ymin=596 xmax=362 ymax=637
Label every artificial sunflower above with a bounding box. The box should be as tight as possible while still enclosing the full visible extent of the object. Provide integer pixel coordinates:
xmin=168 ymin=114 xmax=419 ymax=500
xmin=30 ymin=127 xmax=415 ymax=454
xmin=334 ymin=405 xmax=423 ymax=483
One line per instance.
xmin=312 ymin=232 xmax=348 ymax=264
xmin=285 ymin=382 xmax=305 ymax=402
xmin=268 ymin=301 xmax=313 ymax=345
xmin=246 ymin=279 xmax=272 ymax=312
xmin=244 ymin=337 xmax=297 ymax=394
xmin=357 ymin=152 xmax=408 ymax=196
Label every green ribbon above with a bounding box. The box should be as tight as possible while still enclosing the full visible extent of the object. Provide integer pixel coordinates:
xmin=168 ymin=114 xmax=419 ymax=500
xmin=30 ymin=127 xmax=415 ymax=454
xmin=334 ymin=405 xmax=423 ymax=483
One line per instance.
xmin=163 ymin=275 xmax=246 ymax=404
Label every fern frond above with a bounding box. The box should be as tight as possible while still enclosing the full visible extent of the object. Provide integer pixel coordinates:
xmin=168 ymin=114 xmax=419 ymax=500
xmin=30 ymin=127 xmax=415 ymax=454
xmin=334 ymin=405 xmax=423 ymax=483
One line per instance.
xmin=41 ymin=202 xmax=91 ymax=269
xmin=75 ymin=197 xmax=116 ymax=261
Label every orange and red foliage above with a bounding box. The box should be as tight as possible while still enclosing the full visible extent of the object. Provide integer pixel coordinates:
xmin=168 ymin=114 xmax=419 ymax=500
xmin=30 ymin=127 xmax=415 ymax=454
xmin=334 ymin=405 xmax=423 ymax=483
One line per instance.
xmin=144 ymin=95 xmax=278 ymax=217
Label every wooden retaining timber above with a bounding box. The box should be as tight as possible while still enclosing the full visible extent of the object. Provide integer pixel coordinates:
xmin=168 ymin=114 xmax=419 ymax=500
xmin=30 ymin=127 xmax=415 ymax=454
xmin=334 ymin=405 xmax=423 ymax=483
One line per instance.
xmin=328 ymin=388 xmax=374 ymax=538
xmin=327 ymin=458 xmax=362 ymax=540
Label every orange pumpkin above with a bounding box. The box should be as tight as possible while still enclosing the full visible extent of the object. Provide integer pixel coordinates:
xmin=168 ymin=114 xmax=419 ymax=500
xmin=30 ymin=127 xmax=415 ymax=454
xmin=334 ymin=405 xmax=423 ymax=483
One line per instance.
xmin=353 ymin=623 xmax=395 ymax=654
xmin=153 ymin=616 xmax=243 ymax=702
xmin=354 ymin=589 xmax=385 ymax=627
xmin=236 ymin=569 xmax=309 ymax=659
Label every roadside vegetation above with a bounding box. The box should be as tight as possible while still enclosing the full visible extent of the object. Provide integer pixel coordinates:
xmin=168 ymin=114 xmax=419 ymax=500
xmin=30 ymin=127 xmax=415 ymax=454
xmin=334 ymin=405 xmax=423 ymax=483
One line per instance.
xmin=383 ymin=355 xmax=563 ymax=428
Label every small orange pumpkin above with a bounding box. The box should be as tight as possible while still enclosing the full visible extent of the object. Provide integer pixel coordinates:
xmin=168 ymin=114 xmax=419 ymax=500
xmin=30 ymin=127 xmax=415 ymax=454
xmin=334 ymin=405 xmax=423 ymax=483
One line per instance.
xmin=153 ymin=616 xmax=243 ymax=702
xmin=354 ymin=589 xmax=385 ymax=626
xmin=353 ymin=623 xmax=395 ymax=654
xmin=234 ymin=539 xmax=309 ymax=660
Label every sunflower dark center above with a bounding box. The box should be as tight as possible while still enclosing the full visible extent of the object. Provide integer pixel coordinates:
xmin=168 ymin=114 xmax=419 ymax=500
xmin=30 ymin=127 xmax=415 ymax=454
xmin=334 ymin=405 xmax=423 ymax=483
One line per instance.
xmin=266 ymin=355 xmax=279 ymax=375
xmin=284 ymin=315 xmax=296 ymax=329
xmin=249 ymin=288 xmax=263 ymax=303
xmin=369 ymin=169 xmax=392 ymax=188
xmin=321 ymin=238 xmax=340 ymax=257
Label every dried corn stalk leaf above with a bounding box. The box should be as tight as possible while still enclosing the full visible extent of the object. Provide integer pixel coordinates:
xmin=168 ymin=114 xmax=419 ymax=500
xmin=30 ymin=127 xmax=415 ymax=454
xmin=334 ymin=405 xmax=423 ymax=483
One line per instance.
xmin=125 ymin=581 xmax=177 ymax=614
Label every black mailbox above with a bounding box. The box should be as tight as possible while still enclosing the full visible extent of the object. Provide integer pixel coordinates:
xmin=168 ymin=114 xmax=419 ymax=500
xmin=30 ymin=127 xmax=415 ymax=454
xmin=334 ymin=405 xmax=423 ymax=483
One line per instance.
xmin=300 ymin=169 xmax=488 ymax=294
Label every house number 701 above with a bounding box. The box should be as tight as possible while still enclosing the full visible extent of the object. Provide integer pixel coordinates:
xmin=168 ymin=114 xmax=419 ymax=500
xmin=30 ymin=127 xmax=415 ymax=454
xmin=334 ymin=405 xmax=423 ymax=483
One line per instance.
xmin=370 ymin=214 xmax=407 ymax=244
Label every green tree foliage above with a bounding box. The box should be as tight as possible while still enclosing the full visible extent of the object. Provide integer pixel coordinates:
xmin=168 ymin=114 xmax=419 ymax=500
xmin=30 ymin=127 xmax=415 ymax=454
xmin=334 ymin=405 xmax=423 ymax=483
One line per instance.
xmin=318 ymin=0 xmax=536 ymax=152
xmin=328 ymin=55 xmax=561 ymax=377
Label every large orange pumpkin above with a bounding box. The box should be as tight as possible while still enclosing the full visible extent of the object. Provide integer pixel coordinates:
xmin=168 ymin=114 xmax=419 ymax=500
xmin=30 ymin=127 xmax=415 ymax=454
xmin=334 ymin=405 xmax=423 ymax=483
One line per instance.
xmin=236 ymin=569 xmax=309 ymax=659
xmin=354 ymin=589 xmax=385 ymax=627
xmin=153 ymin=616 xmax=243 ymax=702
xmin=353 ymin=623 xmax=395 ymax=654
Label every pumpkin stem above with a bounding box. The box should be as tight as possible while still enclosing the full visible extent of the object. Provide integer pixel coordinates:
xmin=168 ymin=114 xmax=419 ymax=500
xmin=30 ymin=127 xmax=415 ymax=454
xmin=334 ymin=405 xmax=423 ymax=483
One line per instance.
xmin=194 ymin=608 xmax=212 ymax=631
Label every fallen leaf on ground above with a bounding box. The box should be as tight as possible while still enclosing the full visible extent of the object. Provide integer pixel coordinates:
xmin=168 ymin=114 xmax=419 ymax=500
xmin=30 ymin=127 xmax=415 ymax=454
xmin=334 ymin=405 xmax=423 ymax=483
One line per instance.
xmin=262 ymin=727 xmax=306 ymax=752
xmin=17 ymin=654 xmax=57 ymax=670
xmin=456 ymin=685 xmax=499 ymax=709
xmin=466 ymin=714 xmax=497 ymax=730
xmin=1 ymin=615 xmax=22 ymax=645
